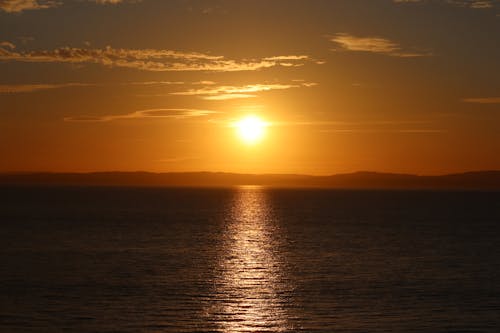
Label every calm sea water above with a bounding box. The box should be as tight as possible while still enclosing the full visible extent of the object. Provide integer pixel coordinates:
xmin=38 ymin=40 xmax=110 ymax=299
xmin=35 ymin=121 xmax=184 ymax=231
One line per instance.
xmin=0 ymin=186 xmax=499 ymax=332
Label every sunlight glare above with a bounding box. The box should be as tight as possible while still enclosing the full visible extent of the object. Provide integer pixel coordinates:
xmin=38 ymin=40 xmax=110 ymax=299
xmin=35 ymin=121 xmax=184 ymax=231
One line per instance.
xmin=235 ymin=115 xmax=267 ymax=145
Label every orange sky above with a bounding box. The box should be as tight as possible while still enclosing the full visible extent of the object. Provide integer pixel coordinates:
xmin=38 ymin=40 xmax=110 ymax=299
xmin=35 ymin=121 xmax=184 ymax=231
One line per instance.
xmin=0 ymin=0 xmax=499 ymax=175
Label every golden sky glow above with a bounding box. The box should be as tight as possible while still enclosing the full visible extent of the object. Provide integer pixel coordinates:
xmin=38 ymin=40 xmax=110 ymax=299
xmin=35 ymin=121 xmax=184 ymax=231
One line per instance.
xmin=0 ymin=0 xmax=499 ymax=175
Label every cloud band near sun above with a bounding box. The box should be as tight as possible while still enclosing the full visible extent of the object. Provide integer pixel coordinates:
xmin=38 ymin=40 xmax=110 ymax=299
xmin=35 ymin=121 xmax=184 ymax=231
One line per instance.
xmin=0 ymin=42 xmax=317 ymax=72
xmin=64 ymin=108 xmax=219 ymax=122
xmin=169 ymin=82 xmax=318 ymax=100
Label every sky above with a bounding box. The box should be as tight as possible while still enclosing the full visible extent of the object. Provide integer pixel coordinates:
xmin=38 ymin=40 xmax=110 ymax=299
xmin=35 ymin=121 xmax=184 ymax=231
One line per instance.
xmin=0 ymin=0 xmax=499 ymax=175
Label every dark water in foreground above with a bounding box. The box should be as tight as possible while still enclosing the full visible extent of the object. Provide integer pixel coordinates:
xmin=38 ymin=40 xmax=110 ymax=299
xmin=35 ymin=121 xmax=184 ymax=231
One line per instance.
xmin=0 ymin=187 xmax=499 ymax=332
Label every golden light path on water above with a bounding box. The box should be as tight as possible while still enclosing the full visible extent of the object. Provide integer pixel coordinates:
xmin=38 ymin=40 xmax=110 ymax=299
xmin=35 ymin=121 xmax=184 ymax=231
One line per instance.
xmin=209 ymin=186 xmax=294 ymax=332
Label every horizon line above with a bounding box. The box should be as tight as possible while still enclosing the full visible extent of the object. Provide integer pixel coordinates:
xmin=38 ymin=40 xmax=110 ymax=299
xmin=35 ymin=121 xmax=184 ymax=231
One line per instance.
xmin=1 ymin=170 xmax=499 ymax=177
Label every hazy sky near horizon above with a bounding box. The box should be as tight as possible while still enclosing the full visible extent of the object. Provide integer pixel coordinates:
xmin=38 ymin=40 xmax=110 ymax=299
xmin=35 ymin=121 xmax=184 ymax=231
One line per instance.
xmin=1 ymin=0 xmax=499 ymax=175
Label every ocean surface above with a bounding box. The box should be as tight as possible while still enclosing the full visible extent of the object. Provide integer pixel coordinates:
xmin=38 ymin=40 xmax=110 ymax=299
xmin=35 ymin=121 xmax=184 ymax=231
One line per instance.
xmin=1 ymin=186 xmax=499 ymax=332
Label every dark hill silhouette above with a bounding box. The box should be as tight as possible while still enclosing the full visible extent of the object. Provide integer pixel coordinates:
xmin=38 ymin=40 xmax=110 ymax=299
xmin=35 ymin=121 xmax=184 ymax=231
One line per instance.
xmin=0 ymin=171 xmax=499 ymax=189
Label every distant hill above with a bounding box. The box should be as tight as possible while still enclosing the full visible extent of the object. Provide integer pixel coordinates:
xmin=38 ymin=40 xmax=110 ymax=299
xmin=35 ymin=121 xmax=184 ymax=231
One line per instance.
xmin=1 ymin=171 xmax=499 ymax=189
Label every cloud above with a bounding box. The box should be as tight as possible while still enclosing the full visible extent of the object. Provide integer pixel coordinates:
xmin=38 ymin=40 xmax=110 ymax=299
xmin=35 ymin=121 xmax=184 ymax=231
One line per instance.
xmin=263 ymin=55 xmax=310 ymax=61
xmin=202 ymin=93 xmax=257 ymax=101
xmin=170 ymin=82 xmax=317 ymax=100
xmin=330 ymin=33 xmax=431 ymax=57
xmin=193 ymin=80 xmax=216 ymax=85
xmin=263 ymin=55 xmax=326 ymax=67
xmin=0 ymin=82 xmax=91 ymax=93
xmin=0 ymin=42 xmax=314 ymax=72
xmin=0 ymin=0 xmax=140 ymax=12
xmin=272 ymin=119 xmax=433 ymax=127
xmin=0 ymin=0 xmax=59 ymax=13
xmin=320 ymin=128 xmax=445 ymax=134
xmin=0 ymin=41 xmax=16 ymax=49
xmin=393 ymin=0 xmax=496 ymax=9
xmin=64 ymin=108 xmax=218 ymax=122
xmin=470 ymin=1 xmax=493 ymax=8
xmin=448 ymin=0 xmax=495 ymax=8
xmin=2 ymin=80 xmax=313 ymax=96
xmin=214 ymin=117 xmax=444 ymax=134
xmin=125 ymin=81 xmax=184 ymax=85
xmin=463 ymin=97 xmax=500 ymax=103
xmin=274 ymin=119 xmax=445 ymax=134
xmin=0 ymin=81 xmax=214 ymax=94
xmin=93 ymin=0 xmax=124 ymax=3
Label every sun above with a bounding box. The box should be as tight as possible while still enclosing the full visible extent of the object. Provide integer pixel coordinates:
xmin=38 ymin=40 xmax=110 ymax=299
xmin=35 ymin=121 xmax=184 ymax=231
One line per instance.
xmin=235 ymin=115 xmax=267 ymax=145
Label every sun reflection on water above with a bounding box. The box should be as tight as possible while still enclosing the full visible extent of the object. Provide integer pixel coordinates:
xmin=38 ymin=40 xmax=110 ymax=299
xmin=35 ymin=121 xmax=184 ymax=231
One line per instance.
xmin=211 ymin=186 xmax=292 ymax=332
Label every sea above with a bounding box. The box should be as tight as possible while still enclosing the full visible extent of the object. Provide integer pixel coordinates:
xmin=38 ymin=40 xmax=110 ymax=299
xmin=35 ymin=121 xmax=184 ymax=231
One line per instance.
xmin=0 ymin=186 xmax=499 ymax=332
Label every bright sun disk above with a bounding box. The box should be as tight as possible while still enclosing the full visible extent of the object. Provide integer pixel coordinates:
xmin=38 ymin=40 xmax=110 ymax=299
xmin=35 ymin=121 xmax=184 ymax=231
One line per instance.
xmin=235 ymin=115 xmax=267 ymax=145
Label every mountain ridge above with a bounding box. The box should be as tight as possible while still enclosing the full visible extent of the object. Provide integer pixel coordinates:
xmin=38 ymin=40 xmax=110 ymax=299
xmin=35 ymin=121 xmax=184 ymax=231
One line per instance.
xmin=1 ymin=171 xmax=499 ymax=189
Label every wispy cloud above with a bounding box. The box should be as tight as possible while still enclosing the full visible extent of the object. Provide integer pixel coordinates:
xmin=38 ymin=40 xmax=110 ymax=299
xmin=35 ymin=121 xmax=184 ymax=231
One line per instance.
xmin=467 ymin=1 xmax=494 ymax=8
xmin=393 ymin=0 xmax=496 ymax=9
xmin=193 ymin=80 xmax=216 ymax=85
xmin=0 ymin=42 xmax=315 ymax=72
xmin=463 ymin=97 xmax=500 ymax=103
xmin=330 ymin=33 xmax=432 ymax=57
xmin=0 ymin=0 xmax=139 ymax=13
xmin=282 ymin=119 xmax=445 ymax=134
xmin=0 ymin=82 xmax=91 ymax=93
xmin=263 ymin=55 xmax=310 ymax=61
xmin=125 ymin=81 xmax=185 ymax=86
xmin=0 ymin=81 xmax=205 ymax=94
xmin=320 ymin=128 xmax=446 ymax=134
xmin=203 ymin=93 xmax=257 ymax=101
xmin=0 ymin=41 xmax=16 ymax=49
xmin=215 ymin=117 xmax=444 ymax=134
xmin=274 ymin=119 xmax=432 ymax=126
xmin=170 ymin=82 xmax=317 ymax=100
xmin=93 ymin=0 xmax=125 ymax=4
xmin=447 ymin=0 xmax=495 ymax=8
xmin=64 ymin=108 xmax=219 ymax=122
xmin=0 ymin=0 xmax=59 ymax=13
